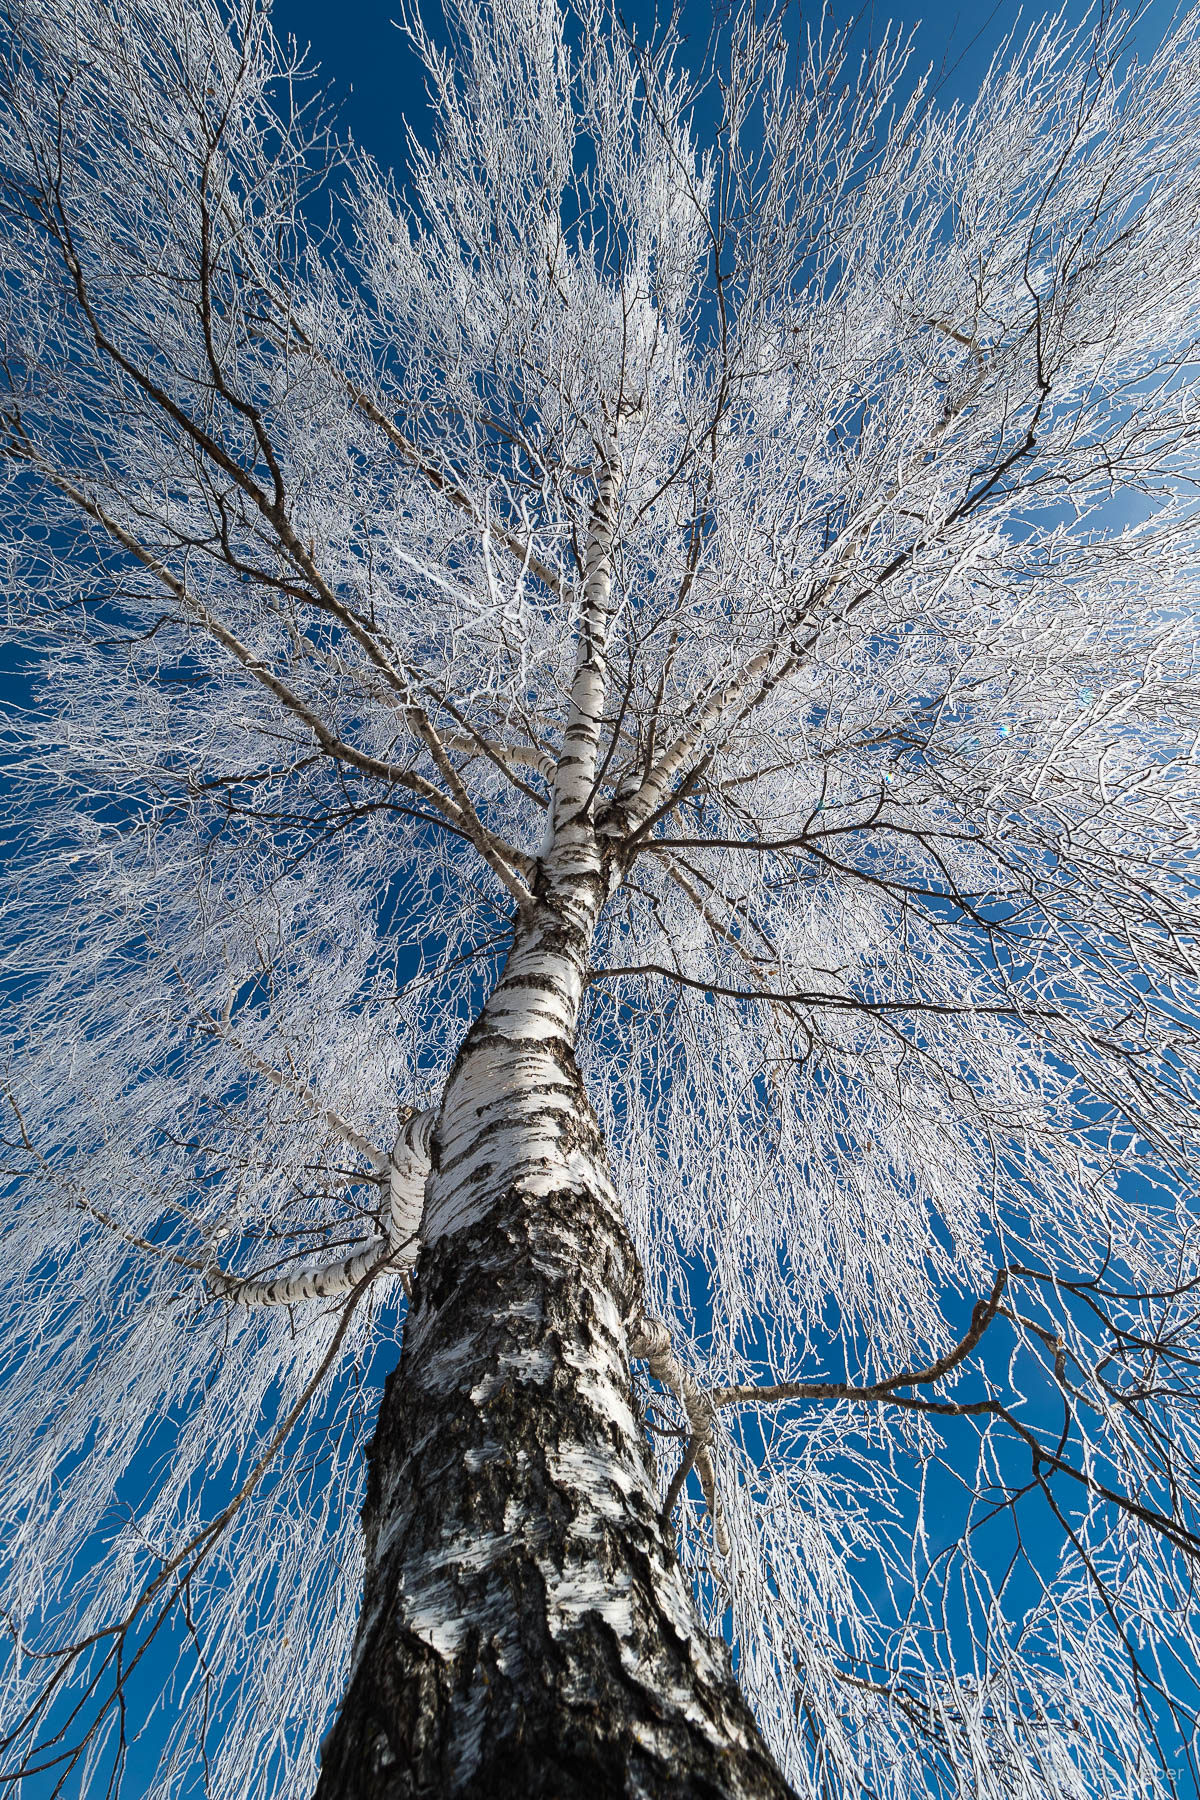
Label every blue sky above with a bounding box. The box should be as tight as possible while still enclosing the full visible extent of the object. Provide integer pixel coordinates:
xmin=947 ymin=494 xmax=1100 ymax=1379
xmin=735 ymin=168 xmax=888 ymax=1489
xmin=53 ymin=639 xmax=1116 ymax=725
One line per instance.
xmin=271 ymin=0 xmax=1187 ymax=171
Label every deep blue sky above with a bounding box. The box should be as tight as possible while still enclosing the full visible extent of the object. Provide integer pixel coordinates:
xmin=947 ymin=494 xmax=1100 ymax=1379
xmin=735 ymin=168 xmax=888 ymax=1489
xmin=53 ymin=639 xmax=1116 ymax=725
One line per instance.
xmin=271 ymin=0 xmax=1186 ymax=174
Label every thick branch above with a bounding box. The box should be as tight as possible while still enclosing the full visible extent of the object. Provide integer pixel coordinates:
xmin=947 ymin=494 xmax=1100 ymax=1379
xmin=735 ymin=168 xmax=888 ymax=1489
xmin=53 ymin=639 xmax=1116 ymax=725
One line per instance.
xmin=210 ymin=1108 xmax=436 ymax=1307
xmin=549 ymin=449 xmax=622 ymax=862
xmin=628 ymin=1312 xmax=730 ymax=1556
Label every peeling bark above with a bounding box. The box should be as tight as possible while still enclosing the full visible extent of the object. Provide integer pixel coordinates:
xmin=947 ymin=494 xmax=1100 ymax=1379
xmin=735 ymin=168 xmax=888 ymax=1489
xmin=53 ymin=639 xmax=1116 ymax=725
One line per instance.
xmin=315 ymin=894 xmax=794 ymax=1799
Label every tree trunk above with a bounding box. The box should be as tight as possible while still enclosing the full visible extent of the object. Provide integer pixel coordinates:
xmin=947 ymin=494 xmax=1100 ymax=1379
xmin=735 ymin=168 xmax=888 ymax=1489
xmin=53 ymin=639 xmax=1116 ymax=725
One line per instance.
xmin=315 ymin=888 xmax=795 ymax=1799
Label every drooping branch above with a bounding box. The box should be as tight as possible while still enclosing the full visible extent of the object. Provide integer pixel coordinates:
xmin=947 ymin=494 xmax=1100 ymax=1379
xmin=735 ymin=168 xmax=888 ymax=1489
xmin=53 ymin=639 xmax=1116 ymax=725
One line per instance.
xmin=712 ymin=1272 xmax=1011 ymax=1408
xmin=0 ymin=1280 xmax=369 ymax=1790
xmin=713 ymin=1270 xmax=1200 ymax=1563
xmin=189 ymin=997 xmax=392 ymax=1179
xmin=4 ymin=441 xmax=536 ymax=908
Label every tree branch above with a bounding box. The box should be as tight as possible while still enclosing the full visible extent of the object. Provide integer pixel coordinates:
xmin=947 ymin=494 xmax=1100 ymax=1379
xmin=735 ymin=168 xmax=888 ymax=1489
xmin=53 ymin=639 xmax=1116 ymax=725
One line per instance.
xmin=628 ymin=1312 xmax=730 ymax=1556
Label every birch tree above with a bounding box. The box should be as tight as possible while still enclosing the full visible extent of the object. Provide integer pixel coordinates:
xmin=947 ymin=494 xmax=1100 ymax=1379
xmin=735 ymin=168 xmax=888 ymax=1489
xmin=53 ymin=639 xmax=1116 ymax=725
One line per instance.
xmin=2 ymin=0 xmax=1200 ymax=1793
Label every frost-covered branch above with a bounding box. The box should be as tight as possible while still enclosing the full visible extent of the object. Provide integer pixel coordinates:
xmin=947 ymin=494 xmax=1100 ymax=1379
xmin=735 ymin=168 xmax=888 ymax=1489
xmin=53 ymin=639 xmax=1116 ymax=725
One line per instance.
xmin=210 ymin=1110 xmax=436 ymax=1306
xmin=628 ymin=1312 xmax=730 ymax=1556
xmin=190 ymin=1003 xmax=392 ymax=1179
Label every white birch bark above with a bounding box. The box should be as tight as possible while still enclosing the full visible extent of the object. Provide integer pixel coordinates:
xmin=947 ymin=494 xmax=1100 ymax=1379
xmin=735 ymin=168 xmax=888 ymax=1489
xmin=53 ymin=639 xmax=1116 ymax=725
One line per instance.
xmin=317 ymin=895 xmax=792 ymax=1797
xmin=547 ymin=447 xmax=623 ymax=901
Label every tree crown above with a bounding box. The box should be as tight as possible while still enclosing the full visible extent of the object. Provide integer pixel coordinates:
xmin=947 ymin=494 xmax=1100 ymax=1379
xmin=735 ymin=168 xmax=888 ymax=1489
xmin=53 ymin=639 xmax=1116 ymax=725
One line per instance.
xmin=2 ymin=0 xmax=1200 ymax=1792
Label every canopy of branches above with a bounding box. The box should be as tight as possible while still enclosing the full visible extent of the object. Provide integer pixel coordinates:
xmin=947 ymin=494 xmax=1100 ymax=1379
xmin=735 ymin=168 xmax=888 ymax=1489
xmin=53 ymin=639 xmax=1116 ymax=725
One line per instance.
xmin=1 ymin=0 xmax=1200 ymax=1794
